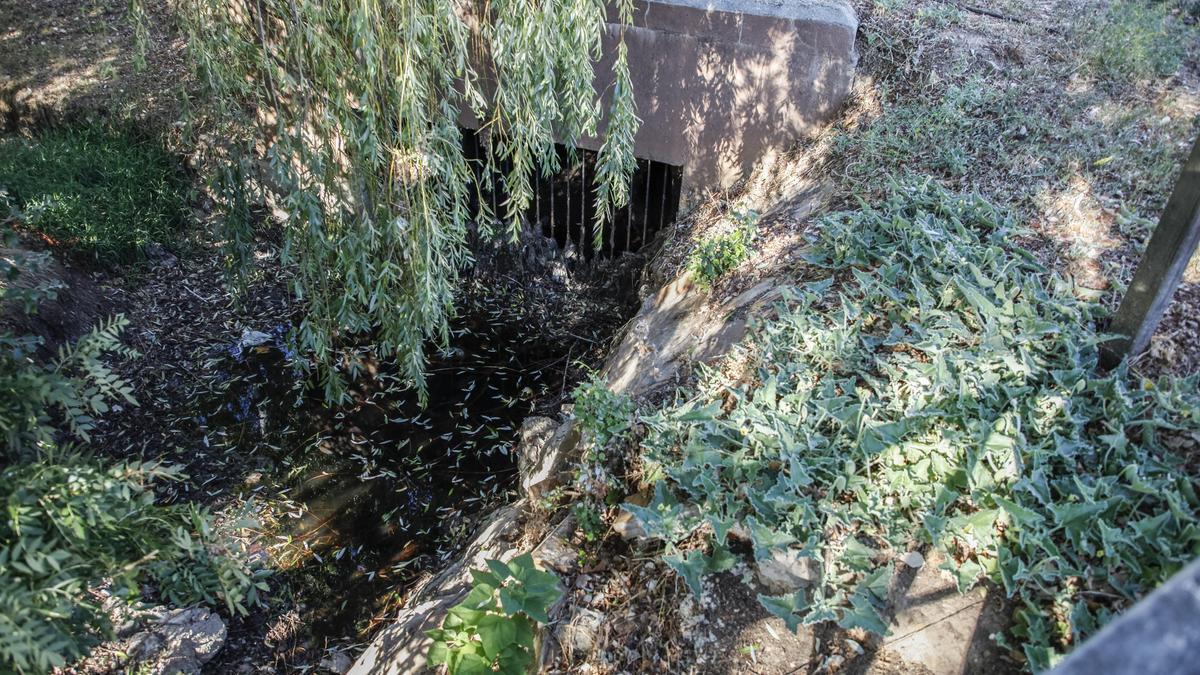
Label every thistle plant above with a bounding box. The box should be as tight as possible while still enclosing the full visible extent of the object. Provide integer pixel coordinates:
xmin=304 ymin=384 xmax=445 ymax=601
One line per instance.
xmin=152 ymin=0 xmax=641 ymax=402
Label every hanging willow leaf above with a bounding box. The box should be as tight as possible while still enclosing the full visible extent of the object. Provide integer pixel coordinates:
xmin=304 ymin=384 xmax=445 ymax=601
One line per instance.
xmin=145 ymin=0 xmax=639 ymax=402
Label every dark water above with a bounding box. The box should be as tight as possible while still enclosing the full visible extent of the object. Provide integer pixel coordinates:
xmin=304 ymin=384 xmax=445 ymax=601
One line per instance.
xmin=200 ymin=288 xmax=600 ymax=665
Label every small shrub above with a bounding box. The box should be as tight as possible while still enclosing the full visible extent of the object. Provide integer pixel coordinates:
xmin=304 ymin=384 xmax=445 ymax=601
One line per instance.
xmin=572 ymin=502 xmax=606 ymax=544
xmin=0 ymin=232 xmax=140 ymax=461
xmin=0 ymin=238 xmax=264 ymax=673
xmin=0 ymin=125 xmax=186 ymax=264
xmin=687 ymin=210 xmax=758 ymax=287
xmin=0 ymin=311 xmax=139 ymax=462
xmin=1084 ymin=1 xmax=1192 ymax=86
xmin=427 ymin=554 xmax=561 ymax=675
xmin=571 ymin=374 xmax=634 ymax=509
xmin=572 ymin=374 xmax=634 ymax=460
xmin=0 ymin=457 xmax=265 ymax=674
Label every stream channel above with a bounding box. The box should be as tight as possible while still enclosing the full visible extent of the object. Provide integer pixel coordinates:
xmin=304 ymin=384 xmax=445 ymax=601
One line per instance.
xmin=194 ymin=261 xmax=645 ymax=670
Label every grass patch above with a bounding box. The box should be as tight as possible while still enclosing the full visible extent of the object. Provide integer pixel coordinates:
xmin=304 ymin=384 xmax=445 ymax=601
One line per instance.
xmin=0 ymin=124 xmax=187 ymax=265
xmin=1084 ymin=1 xmax=1193 ymax=86
xmin=627 ymin=182 xmax=1200 ymax=671
xmin=833 ymin=71 xmax=1196 ymax=228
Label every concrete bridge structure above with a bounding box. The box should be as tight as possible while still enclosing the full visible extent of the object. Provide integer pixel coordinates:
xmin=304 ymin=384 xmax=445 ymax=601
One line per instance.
xmin=586 ymin=0 xmax=858 ymax=194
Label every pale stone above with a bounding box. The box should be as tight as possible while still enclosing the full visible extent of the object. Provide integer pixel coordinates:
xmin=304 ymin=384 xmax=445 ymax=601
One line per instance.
xmin=126 ymin=607 xmax=227 ymax=675
xmin=519 ymin=418 xmax=581 ymax=501
xmin=754 ymin=549 xmax=819 ymax=595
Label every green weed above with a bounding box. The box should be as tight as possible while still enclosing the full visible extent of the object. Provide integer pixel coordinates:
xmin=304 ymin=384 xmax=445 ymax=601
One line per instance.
xmin=0 ymin=124 xmax=186 ymax=265
xmin=833 ymin=73 xmax=1194 ymax=223
xmin=427 ymin=554 xmax=561 ymax=675
xmin=0 ymin=457 xmax=266 ymax=674
xmin=0 ymin=236 xmax=264 ymax=674
xmin=1083 ymin=1 xmax=1193 ymax=86
xmin=572 ymin=502 xmax=606 ymax=545
xmin=687 ymin=210 xmax=759 ymax=287
xmin=572 ymin=374 xmax=634 ymax=461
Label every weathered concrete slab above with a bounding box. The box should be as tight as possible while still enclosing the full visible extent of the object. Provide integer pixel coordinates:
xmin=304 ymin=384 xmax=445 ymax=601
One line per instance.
xmin=1052 ymin=558 xmax=1200 ymax=675
xmin=603 ymin=274 xmax=782 ymax=395
xmin=591 ymin=0 xmax=858 ymax=192
xmin=882 ymin=551 xmax=1012 ymax=675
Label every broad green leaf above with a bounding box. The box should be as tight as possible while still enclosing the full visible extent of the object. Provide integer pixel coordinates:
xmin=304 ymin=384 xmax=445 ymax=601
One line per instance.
xmin=757 ymin=591 xmax=809 ymax=633
xmin=476 ymin=614 xmax=516 ymax=660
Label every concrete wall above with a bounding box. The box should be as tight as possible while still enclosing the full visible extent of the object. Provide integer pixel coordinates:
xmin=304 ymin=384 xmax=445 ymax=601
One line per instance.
xmin=1051 ymin=558 xmax=1200 ymax=675
xmin=588 ymin=0 xmax=858 ymax=193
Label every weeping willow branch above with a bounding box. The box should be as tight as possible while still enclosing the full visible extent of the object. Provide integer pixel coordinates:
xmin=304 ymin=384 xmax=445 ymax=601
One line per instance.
xmin=146 ymin=0 xmax=639 ymax=402
xmin=127 ymin=0 xmax=150 ymax=70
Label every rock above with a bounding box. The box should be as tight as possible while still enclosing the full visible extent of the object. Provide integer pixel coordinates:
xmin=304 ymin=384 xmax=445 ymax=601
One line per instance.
xmin=884 ymin=550 xmax=1008 ymax=675
xmin=519 ymin=418 xmax=581 ymax=501
xmin=533 ymin=516 xmax=580 ymax=575
xmin=903 ymin=551 xmax=925 ymax=569
xmin=612 ymin=507 xmax=651 ymax=543
xmin=126 ymin=607 xmax=226 ymax=675
xmin=146 ymin=242 xmax=179 ymax=268
xmin=603 ymin=274 xmax=784 ymax=396
xmin=320 ymin=650 xmax=354 ymax=674
xmin=754 ymin=549 xmax=819 ymax=595
xmin=612 ymin=492 xmax=703 ymax=545
xmin=819 ymin=654 xmax=845 ymax=672
xmin=560 ymin=608 xmax=604 ymax=656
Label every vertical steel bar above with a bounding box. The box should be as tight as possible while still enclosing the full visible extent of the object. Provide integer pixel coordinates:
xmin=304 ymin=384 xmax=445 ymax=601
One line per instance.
xmin=660 ymin=162 xmax=669 ymax=232
xmin=550 ymin=171 xmax=557 ymax=248
xmin=568 ymin=158 xmax=573 ymax=253
xmin=578 ymin=156 xmax=583 ymax=258
xmin=638 ymin=161 xmax=648 ymax=252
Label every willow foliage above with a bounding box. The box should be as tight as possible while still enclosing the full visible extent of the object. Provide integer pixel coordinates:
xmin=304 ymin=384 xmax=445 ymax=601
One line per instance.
xmin=162 ymin=0 xmax=639 ymax=401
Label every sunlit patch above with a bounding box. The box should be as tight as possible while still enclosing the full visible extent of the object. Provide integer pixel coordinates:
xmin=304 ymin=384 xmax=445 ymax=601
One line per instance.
xmin=1034 ymin=174 xmax=1120 ymax=291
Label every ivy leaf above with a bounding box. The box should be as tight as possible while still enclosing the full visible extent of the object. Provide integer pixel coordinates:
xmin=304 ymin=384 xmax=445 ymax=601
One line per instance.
xmin=666 ymin=550 xmax=708 ymax=599
xmin=426 ymin=633 xmax=451 ymax=665
xmin=747 ymin=516 xmax=797 ymax=561
xmin=860 ymin=566 xmax=892 ymax=601
xmin=453 ymin=651 xmax=492 ymax=675
xmin=707 ymin=543 xmax=737 ymax=573
xmin=842 ymin=538 xmax=875 ymax=572
xmin=757 ymin=590 xmax=809 ymax=633
xmin=447 ymin=603 xmax=486 ymax=626
xmin=838 ymin=592 xmax=889 ymax=635
xmin=993 ymin=496 xmax=1043 ymax=527
xmin=470 ymin=568 xmax=500 ymax=590
xmin=498 ymin=586 xmax=522 ymax=617
xmin=486 ymin=558 xmax=513 ymax=581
